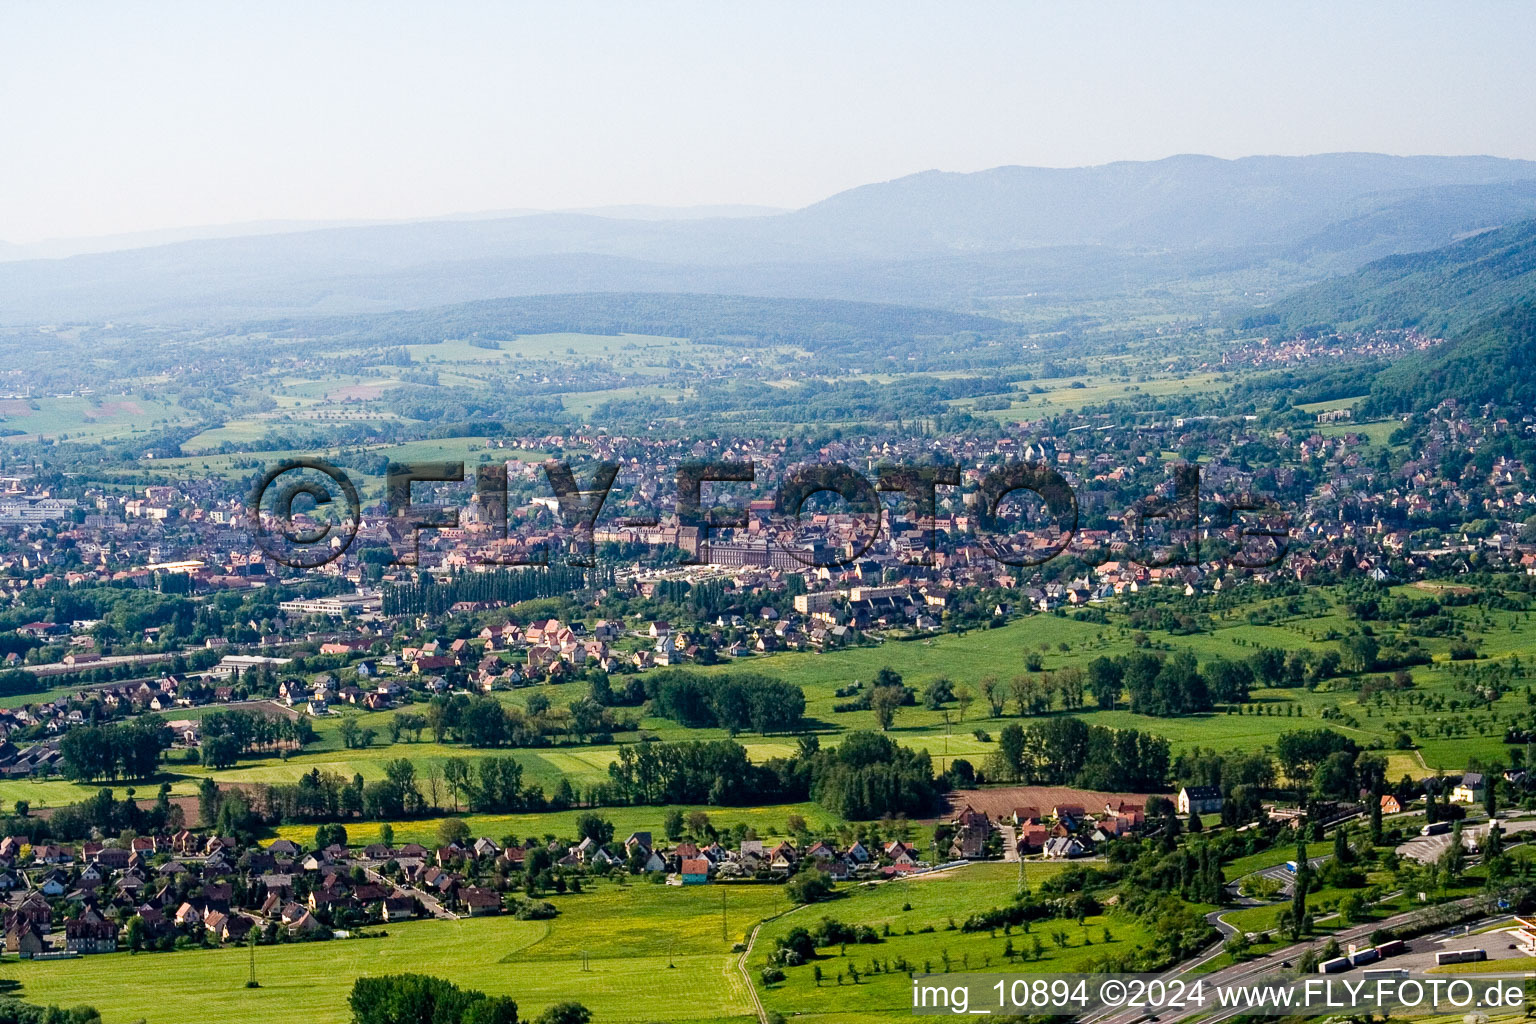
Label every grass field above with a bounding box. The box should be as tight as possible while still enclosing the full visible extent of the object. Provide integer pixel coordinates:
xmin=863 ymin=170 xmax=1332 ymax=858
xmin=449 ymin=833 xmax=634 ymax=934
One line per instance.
xmin=267 ymin=801 xmax=837 ymax=849
xmin=4 ymin=862 xmax=1154 ymax=1024
xmin=408 ymin=332 xmax=696 ymax=365
xmin=8 ymin=879 xmax=784 ymax=1024
xmin=1317 ymin=419 xmax=1402 ymax=448
xmin=0 ymin=394 xmax=194 ymax=443
xmin=752 ymin=863 xmax=1167 ymax=1024
xmin=961 ymin=370 xmax=1230 ymax=421
xmin=1220 ymin=840 xmax=1332 ymax=883
xmin=1294 ymin=396 xmax=1367 ymax=414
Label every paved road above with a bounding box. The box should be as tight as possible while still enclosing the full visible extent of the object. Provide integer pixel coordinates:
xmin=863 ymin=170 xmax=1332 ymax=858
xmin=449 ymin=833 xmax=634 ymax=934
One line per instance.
xmin=361 ymin=862 xmax=458 ymax=920
xmin=1085 ymin=894 xmax=1495 ymax=1024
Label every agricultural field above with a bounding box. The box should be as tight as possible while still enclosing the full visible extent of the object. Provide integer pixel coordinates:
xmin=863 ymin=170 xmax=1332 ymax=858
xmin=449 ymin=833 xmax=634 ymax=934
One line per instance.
xmin=405 ymin=331 xmax=706 ymax=367
xmin=958 ymin=369 xmax=1231 ymax=420
xmin=0 ymin=393 xmax=195 ymax=444
xmin=752 ymin=863 xmax=1166 ymax=1024
xmin=5 ymin=330 xmax=734 ymax=456
xmin=1 ymin=860 xmax=1162 ymax=1024
xmin=267 ymin=801 xmax=837 ymax=850
xmin=6 ymin=877 xmax=786 ymax=1024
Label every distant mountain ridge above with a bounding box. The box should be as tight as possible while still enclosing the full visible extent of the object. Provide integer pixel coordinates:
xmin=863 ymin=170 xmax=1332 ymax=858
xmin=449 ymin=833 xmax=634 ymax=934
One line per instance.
xmin=0 ymin=204 xmax=786 ymax=262
xmin=787 ymin=154 xmax=1536 ymax=253
xmin=5 ymin=153 xmax=1536 ymax=323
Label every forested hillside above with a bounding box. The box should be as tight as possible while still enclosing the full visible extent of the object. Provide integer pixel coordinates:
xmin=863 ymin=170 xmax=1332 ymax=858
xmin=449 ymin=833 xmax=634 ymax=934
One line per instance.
xmin=257 ymin=292 xmax=1015 ymax=349
xmin=1246 ymin=214 xmax=1536 ymax=416
xmin=1365 ymin=301 xmax=1536 ymax=414
xmin=1250 ymin=217 xmax=1536 ymax=335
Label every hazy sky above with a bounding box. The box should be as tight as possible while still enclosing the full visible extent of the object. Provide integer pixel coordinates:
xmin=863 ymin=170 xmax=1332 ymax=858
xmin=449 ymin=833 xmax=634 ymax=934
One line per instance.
xmin=3 ymin=1 xmax=1534 ymax=243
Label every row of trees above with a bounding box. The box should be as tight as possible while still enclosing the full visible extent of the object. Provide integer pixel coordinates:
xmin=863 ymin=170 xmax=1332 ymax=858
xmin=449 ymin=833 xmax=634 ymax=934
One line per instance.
xmin=808 ymin=732 xmax=940 ymax=819
xmin=606 ymin=739 xmax=801 ymax=806
xmin=348 ymin=974 xmax=524 ymax=1024
xmin=59 ymin=717 xmax=169 ymax=781
xmin=1086 ymin=652 xmax=1220 ymax=716
xmin=42 ymin=784 xmax=185 ymax=841
xmin=1080 ymin=642 xmax=1406 ymax=716
xmin=645 ymin=669 xmax=806 ymax=734
xmin=243 ymin=755 xmax=540 ymax=825
xmin=1274 ymin=728 xmax=1385 ymax=801
xmin=604 ymin=731 xmax=943 ymax=819
xmin=982 ymin=718 xmax=1171 ymax=791
xmin=0 ymin=668 xmax=50 ymax=699
xmin=199 ymin=708 xmax=317 ymax=768
xmin=449 ymin=693 xmax=630 ymax=748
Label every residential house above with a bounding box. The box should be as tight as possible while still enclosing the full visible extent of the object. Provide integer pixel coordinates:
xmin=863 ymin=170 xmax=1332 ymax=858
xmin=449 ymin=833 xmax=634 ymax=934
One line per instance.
xmin=1452 ymin=773 xmax=1486 ymax=804
xmin=460 ymin=887 xmax=502 ymax=916
xmin=1016 ymin=826 xmax=1049 ymax=856
xmin=5 ymin=922 xmax=45 ymax=958
xmin=1042 ymin=836 xmax=1090 ymax=859
xmin=383 ymin=893 xmax=417 ymax=921
xmin=949 ymin=805 xmax=993 ymax=859
xmin=1176 ymin=786 xmax=1224 ymax=815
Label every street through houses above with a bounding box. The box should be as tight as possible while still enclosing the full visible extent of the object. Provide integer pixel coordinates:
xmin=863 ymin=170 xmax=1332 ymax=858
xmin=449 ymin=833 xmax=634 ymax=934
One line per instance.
xmin=361 ymin=862 xmax=457 ymax=920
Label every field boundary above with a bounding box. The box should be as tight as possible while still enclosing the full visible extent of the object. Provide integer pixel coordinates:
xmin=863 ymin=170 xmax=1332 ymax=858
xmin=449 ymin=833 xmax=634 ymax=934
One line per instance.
xmin=737 ymin=902 xmax=812 ymax=1024
xmin=495 ymin=919 xmax=553 ymax=963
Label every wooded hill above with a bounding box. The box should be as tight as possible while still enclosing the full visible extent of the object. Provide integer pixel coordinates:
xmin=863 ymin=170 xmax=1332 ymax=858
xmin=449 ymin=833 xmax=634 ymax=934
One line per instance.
xmin=1249 ymin=217 xmax=1536 ymax=416
xmin=255 ymin=292 xmax=1015 ymax=349
xmin=1249 ymin=217 xmax=1536 ymax=337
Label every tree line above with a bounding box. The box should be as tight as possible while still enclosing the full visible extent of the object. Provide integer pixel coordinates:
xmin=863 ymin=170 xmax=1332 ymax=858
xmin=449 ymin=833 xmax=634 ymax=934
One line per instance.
xmin=59 ymin=717 xmax=170 ymax=782
xmin=198 ymin=708 xmax=318 ymax=768
xmin=413 ymin=693 xmax=634 ymax=749
xmin=605 ymin=731 xmax=942 ymax=820
xmin=349 ymin=973 xmax=522 ymax=1024
xmin=382 ymin=566 xmax=595 ymax=617
xmin=981 ymin=718 xmax=1171 ymax=791
xmin=239 ymin=755 xmax=540 ymax=826
xmin=644 ymin=668 xmax=806 ymax=735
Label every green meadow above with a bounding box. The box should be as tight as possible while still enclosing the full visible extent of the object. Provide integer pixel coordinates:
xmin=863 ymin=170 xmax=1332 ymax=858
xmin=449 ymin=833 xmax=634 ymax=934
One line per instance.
xmin=7 ymin=878 xmax=785 ymax=1024
xmin=0 ymin=394 xmax=193 ymax=443
xmin=267 ymin=801 xmax=837 ymax=850
xmin=3 ymin=861 xmax=1165 ymax=1024
xmin=752 ymin=863 xmax=1171 ymax=1024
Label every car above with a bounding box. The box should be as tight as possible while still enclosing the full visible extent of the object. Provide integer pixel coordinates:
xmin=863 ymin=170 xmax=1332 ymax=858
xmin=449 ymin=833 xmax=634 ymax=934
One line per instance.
xmin=1279 ymin=960 xmax=1292 ymax=968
